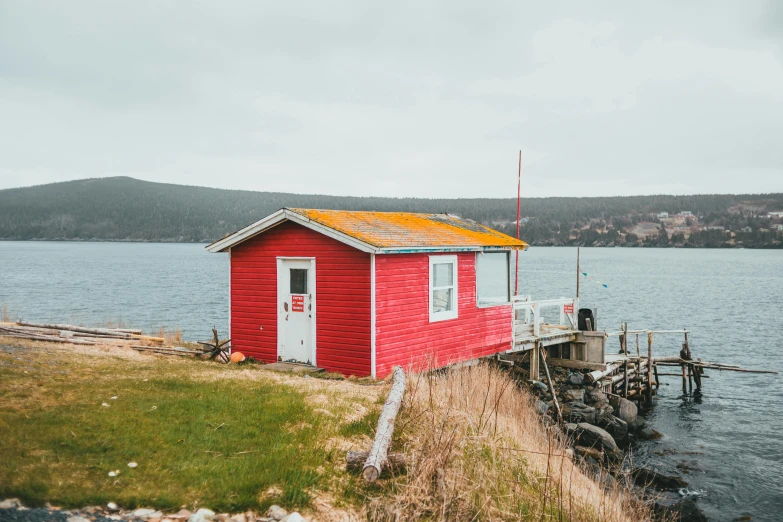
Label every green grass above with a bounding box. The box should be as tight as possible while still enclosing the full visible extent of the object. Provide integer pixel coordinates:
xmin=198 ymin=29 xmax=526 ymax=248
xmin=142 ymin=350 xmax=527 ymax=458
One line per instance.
xmin=0 ymin=339 xmax=379 ymax=513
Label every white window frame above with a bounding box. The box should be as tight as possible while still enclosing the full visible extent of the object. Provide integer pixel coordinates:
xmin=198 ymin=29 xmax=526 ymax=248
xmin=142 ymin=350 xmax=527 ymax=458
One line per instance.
xmin=429 ymin=255 xmax=458 ymax=322
xmin=476 ymin=251 xmax=512 ymax=307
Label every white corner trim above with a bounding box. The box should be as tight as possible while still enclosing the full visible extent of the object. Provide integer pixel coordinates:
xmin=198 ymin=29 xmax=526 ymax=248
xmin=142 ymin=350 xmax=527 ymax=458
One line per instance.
xmin=429 ymin=254 xmax=458 ymax=323
xmin=370 ymin=253 xmax=376 ymax=379
xmin=227 ymin=248 xmax=232 ymax=354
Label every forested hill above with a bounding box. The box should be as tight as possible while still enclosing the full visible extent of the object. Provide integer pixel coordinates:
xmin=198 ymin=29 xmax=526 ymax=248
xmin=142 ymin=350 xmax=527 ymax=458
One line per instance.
xmin=1 ymin=177 xmax=782 ymax=248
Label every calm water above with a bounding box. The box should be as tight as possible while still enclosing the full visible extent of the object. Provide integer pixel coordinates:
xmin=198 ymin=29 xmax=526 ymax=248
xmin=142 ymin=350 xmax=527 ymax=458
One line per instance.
xmin=1 ymin=242 xmax=782 ymax=521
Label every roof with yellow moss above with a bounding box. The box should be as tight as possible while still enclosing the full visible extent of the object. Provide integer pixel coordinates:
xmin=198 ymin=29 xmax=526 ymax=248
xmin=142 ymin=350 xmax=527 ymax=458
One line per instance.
xmin=207 ymin=208 xmax=527 ymax=253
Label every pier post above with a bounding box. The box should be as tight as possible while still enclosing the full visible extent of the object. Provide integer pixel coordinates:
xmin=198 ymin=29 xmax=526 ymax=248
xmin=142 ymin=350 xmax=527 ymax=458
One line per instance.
xmin=529 ymin=344 xmax=540 ymax=381
xmin=646 ymin=332 xmax=654 ymax=405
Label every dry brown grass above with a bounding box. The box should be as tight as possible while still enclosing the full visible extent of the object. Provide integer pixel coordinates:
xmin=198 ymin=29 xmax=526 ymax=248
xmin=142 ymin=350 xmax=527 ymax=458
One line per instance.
xmin=156 ymin=326 xmax=184 ymax=345
xmin=366 ymin=363 xmax=655 ymax=522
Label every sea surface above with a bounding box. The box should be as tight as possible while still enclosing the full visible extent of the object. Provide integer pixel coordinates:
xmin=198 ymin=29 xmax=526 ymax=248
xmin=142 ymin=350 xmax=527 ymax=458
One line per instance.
xmin=1 ymin=242 xmax=781 ymax=521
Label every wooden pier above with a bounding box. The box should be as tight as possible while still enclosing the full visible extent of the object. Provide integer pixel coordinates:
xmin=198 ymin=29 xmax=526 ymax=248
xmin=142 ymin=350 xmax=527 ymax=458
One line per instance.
xmin=499 ymin=297 xmax=776 ymax=402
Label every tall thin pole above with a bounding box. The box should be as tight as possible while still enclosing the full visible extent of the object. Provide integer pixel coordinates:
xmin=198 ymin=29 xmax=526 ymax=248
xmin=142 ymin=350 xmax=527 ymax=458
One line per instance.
xmin=514 ymin=150 xmax=522 ymax=296
xmin=576 ymin=247 xmax=580 ymax=298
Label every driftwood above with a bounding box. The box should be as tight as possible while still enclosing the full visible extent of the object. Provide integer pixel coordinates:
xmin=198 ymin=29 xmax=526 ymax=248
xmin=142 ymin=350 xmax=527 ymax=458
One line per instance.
xmin=656 ymin=361 xmax=778 ymax=375
xmin=585 ymin=363 xmax=620 ymax=384
xmin=539 ymin=347 xmax=562 ymax=422
xmin=362 ymin=366 xmax=407 ymax=483
xmin=18 ymin=321 xmax=140 ymax=338
xmin=347 ymin=450 xmax=407 ymax=473
xmin=0 ymin=327 xmax=96 ymax=345
xmin=131 ymin=346 xmax=199 ymax=357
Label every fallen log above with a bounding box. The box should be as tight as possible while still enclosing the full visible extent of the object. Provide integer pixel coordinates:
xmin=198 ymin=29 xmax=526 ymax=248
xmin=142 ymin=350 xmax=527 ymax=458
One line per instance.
xmin=18 ymin=321 xmax=140 ymax=339
xmin=131 ymin=346 xmax=199 ymax=357
xmin=363 ymin=366 xmax=407 ymax=483
xmin=346 ymin=450 xmax=407 ymax=473
xmin=0 ymin=329 xmax=96 ymax=345
xmin=585 ymin=363 xmax=621 ymax=384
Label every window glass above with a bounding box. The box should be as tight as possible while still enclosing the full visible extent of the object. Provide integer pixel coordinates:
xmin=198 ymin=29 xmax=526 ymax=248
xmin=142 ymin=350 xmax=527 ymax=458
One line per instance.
xmin=433 ymin=262 xmax=453 ymax=287
xmin=432 ymin=288 xmax=453 ymax=313
xmin=290 ymin=268 xmax=308 ymax=294
xmin=477 ymin=252 xmax=510 ymax=305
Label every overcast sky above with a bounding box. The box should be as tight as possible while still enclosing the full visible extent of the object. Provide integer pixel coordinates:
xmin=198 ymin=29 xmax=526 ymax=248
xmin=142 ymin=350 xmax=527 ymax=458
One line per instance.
xmin=1 ymin=1 xmax=782 ymax=198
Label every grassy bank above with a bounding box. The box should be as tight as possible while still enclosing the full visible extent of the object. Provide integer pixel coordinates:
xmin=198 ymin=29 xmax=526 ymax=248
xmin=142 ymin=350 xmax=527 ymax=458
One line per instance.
xmin=0 ymin=338 xmax=381 ymax=516
xmin=0 ymin=338 xmax=653 ymax=521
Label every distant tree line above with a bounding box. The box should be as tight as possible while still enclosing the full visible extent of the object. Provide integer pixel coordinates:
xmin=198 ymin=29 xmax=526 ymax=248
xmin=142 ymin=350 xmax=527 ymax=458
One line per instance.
xmin=0 ymin=177 xmax=781 ymax=248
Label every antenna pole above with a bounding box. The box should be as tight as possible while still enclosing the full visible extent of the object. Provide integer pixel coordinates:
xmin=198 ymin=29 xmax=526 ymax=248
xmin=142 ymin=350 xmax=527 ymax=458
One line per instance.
xmin=514 ymin=150 xmax=522 ymax=296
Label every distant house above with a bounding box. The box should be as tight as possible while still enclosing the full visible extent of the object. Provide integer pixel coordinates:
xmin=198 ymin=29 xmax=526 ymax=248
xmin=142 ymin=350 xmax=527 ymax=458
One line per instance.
xmin=767 ymin=211 xmax=783 ymax=218
xmin=678 ymin=211 xmax=693 ymax=217
xmin=207 ymin=208 xmax=527 ymax=378
xmin=704 ymin=226 xmax=725 ymax=231
xmin=742 ymin=226 xmax=753 ymax=233
xmin=775 ymin=224 xmax=783 ymax=231
xmin=657 ymin=212 xmax=669 ymax=219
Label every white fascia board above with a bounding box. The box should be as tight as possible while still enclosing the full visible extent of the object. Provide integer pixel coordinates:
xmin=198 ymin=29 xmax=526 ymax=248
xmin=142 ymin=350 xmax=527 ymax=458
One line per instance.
xmin=206 ymin=209 xmax=380 ymax=254
xmin=206 ymin=209 xmax=288 ymax=253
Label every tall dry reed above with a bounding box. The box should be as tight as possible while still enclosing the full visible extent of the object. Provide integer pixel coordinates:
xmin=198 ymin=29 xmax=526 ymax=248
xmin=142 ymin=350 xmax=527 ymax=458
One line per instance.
xmin=366 ymin=363 xmax=655 ymax=522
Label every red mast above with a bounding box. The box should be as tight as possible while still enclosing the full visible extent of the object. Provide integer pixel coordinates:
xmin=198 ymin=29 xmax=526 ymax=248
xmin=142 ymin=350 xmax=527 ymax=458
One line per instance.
xmin=515 ymin=150 xmax=522 ymax=296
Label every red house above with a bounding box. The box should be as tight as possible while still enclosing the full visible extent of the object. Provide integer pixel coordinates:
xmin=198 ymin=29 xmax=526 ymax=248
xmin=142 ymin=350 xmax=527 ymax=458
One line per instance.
xmin=207 ymin=208 xmax=527 ymax=378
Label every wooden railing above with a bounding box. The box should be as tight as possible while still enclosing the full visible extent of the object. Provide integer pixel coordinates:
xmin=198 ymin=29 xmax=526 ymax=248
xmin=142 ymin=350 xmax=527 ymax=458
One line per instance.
xmin=512 ymin=295 xmax=578 ymax=337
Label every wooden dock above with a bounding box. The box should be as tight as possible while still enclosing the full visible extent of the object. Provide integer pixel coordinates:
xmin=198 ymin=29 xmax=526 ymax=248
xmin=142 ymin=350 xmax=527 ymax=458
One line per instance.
xmin=498 ymin=297 xmax=776 ymax=403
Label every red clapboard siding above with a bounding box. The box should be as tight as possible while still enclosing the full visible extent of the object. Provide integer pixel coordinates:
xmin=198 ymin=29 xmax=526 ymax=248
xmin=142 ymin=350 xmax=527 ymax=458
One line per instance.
xmin=230 ymin=221 xmax=371 ymax=376
xmin=374 ymin=252 xmax=513 ymax=378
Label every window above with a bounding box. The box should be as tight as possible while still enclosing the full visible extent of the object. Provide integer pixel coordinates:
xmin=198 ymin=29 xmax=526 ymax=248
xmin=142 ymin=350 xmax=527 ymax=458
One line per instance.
xmin=476 ymin=252 xmax=510 ymax=306
xmin=429 ymin=255 xmax=458 ymax=322
xmin=290 ymin=268 xmax=308 ymax=294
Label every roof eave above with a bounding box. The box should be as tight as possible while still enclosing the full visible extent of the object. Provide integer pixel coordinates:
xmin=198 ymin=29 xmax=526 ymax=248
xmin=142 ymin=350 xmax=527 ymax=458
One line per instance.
xmin=205 ymin=209 xmax=380 ymax=254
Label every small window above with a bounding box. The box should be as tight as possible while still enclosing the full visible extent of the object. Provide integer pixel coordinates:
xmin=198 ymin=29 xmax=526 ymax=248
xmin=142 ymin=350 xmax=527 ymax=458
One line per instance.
xmin=477 ymin=252 xmax=510 ymax=306
xmin=429 ymin=255 xmax=458 ymax=322
xmin=290 ymin=269 xmax=308 ymax=294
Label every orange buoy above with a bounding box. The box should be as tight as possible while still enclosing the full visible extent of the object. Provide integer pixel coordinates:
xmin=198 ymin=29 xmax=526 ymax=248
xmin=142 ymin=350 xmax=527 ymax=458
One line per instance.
xmin=229 ymin=351 xmax=245 ymax=363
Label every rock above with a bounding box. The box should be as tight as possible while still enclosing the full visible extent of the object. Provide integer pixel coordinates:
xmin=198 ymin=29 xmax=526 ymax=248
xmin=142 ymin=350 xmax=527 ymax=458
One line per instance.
xmin=574 ymin=445 xmax=603 ymax=460
xmin=654 ymin=498 xmax=708 ymax=522
xmin=563 ymin=388 xmax=585 ymax=403
xmin=572 ymin=423 xmax=621 ymax=458
xmin=639 ymin=427 xmax=663 ymax=440
xmin=67 ymin=517 xmax=91 ymax=522
xmin=610 ymin=397 xmax=637 ymax=425
xmin=229 ymin=514 xmax=247 ymax=522
xmin=630 ymin=415 xmax=646 ymax=432
xmin=188 ymin=508 xmax=215 ymax=522
xmin=531 ymin=381 xmax=548 ymax=394
xmin=280 ymin=514 xmax=304 ymax=522
xmin=107 ymin=502 xmax=119 ymax=511
xmin=562 ymin=402 xmax=596 ymax=424
xmin=214 ymin=515 xmax=230 ymax=522
xmin=633 ymin=467 xmax=688 ymax=491
xmin=534 ymin=400 xmax=549 ymax=415
xmin=584 ymin=388 xmax=607 ymax=405
xmin=568 ymin=373 xmax=584 ymax=385
xmin=0 ymin=499 xmax=22 ymax=509
xmin=596 ymin=410 xmax=628 ymax=442
xmin=168 ymin=509 xmax=192 ymax=520
xmin=266 ymin=505 xmax=288 ymax=521
xmin=134 ymin=509 xmax=160 ymax=518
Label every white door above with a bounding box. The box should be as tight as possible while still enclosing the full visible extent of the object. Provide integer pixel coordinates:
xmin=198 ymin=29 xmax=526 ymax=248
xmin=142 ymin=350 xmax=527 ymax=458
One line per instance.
xmin=277 ymin=258 xmax=315 ymax=364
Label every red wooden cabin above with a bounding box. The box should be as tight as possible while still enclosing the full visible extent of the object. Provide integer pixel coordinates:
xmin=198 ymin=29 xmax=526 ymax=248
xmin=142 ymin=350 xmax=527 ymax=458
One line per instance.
xmin=207 ymin=209 xmax=527 ymax=378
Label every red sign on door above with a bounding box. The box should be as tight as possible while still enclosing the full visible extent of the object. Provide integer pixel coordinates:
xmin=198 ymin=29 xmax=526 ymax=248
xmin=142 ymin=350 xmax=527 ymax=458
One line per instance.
xmin=291 ymin=295 xmax=305 ymax=312
xmin=563 ymin=303 xmax=574 ymax=314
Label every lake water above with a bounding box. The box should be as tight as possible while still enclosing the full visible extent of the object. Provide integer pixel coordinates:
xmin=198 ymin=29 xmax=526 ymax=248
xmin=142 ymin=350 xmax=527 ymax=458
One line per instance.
xmin=1 ymin=242 xmax=781 ymax=521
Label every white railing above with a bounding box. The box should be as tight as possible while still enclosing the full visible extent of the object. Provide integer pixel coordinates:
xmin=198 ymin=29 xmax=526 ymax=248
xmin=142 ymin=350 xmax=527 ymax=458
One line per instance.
xmin=512 ymin=295 xmax=578 ymax=337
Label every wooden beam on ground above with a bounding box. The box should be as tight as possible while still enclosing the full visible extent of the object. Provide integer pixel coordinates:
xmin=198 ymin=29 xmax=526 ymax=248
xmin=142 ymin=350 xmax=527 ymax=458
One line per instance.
xmin=363 ymin=366 xmax=407 ymax=483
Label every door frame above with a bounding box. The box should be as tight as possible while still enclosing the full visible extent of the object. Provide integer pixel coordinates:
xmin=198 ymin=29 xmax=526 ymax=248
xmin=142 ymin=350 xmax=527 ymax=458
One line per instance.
xmin=276 ymin=257 xmax=317 ymax=365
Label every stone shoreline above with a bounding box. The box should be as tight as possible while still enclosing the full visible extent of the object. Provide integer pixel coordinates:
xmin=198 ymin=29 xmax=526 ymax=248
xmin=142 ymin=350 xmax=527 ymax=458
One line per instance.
xmin=521 ymin=364 xmax=708 ymax=522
